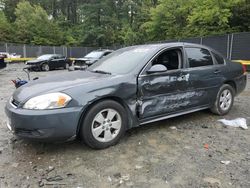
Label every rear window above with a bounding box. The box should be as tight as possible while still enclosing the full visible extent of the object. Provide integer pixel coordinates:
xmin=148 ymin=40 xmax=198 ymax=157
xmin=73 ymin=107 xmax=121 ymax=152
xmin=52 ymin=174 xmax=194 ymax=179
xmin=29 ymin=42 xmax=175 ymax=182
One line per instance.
xmin=212 ymin=52 xmax=225 ymax=65
xmin=186 ymin=48 xmax=213 ymax=68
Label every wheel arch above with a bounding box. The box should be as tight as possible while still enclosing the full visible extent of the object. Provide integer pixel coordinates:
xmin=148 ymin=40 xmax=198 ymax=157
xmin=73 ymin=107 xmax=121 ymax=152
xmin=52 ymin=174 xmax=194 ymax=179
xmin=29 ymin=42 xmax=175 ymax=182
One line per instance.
xmin=76 ymin=96 xmax=136 ymax=136
xmin=224 ymin=80 xmax=237 ymax=93
xmin=40 ymin=61 xmax=49 ymax=68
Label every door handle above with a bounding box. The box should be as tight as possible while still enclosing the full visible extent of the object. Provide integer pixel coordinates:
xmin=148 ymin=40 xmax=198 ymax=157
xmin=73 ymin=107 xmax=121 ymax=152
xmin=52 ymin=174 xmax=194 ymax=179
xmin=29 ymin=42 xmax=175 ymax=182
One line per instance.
xmin=214 ymin=70 xmax=221 ymax=74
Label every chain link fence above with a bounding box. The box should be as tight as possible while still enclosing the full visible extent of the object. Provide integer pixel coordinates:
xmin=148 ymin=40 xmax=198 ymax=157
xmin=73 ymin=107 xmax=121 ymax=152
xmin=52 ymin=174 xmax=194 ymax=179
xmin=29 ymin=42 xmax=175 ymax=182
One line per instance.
xmin=154 ymin=32 xmax=250 ymax=60
xmin=1 ymin=32 xmax=250 ymax=59
xmin=0 ymin=43 xmax=124 ymax=58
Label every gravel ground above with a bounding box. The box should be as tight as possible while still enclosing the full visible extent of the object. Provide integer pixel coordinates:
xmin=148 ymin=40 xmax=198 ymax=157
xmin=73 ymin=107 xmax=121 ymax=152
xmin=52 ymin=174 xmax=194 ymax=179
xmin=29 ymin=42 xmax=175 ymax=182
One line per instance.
xmin=0 ymin=64 xmax=249 ymax=188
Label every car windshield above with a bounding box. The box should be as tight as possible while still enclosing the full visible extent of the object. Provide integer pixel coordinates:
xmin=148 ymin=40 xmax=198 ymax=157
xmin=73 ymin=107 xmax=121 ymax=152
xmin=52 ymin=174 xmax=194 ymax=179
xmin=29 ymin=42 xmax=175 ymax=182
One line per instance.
xmin=88 ymin=46 xmax=154 ymax=74
xmin=84 ymin=51 xmax=104 ymax=59
xmin=37 ymin=55 xmax=54 ymax=60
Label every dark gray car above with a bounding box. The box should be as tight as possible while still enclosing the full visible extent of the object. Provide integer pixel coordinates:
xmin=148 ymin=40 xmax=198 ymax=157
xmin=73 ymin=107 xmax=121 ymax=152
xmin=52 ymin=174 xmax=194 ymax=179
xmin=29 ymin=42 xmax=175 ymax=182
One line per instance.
xmin=5 ymin=43 xmax=247 ymax=149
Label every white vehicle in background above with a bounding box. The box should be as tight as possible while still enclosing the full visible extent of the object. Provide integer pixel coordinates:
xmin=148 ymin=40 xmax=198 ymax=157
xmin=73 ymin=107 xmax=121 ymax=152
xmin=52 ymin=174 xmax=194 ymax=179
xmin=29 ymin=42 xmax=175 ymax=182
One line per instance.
xmin=0 ymin=52 xmax=21 ymax=58
xmin=0 ymin=52 xmax=22 ymax=62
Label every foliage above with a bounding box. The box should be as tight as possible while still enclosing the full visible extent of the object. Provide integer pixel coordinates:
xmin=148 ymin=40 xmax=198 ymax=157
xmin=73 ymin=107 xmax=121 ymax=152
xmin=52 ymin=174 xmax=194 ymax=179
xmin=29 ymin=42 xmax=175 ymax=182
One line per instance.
xmin=0 ymin=10 xmax=12 ymax=42
xmin=0 ymin=0 xmax=249 ymax=46
xmin=14 ymin=1 xmax=63 ymax=45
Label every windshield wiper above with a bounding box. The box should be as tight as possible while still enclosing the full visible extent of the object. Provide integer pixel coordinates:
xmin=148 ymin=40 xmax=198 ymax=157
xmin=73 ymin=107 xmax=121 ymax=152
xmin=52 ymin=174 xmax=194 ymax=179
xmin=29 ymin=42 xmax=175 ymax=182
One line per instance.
xmin=91 ymin=70 xmax=111 ymax=75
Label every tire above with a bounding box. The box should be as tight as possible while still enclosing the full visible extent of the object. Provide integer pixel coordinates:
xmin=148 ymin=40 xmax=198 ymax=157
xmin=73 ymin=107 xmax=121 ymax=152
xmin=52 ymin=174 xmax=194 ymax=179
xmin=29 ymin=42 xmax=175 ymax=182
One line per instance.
xmin=41 ymin=63 xmax=50 ymax=71
xmin=80 ymin=100 xmax=127 ymax=149
xmin=210 ymin=84 xmax=235 ymax=115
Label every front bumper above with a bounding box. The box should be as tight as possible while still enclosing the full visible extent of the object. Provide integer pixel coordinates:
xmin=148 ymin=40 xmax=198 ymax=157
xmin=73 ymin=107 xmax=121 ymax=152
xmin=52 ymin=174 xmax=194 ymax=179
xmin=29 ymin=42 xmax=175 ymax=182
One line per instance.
xmin=25 ymin=64 xmax=41 ymax=71
xmin=73 ymin=65 xmax=87 ymax=70
xmin=5 ymin=101 xmax=83 ymax=142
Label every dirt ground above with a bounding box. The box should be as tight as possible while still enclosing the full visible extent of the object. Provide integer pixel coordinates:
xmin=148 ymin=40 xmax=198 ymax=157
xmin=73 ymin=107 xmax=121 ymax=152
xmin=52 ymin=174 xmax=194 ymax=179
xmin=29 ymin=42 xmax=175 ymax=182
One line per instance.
xmin=0 ymin=64 xmax=249 ymax=188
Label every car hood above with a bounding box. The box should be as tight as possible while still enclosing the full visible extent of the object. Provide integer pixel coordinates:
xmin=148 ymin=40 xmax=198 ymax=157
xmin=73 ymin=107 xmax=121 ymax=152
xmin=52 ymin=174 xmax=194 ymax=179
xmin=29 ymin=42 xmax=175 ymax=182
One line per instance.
xmin=13 ymin=71 xmax=114 ymax=103
xmin=75 ymin=57 xmax=90 ymax=61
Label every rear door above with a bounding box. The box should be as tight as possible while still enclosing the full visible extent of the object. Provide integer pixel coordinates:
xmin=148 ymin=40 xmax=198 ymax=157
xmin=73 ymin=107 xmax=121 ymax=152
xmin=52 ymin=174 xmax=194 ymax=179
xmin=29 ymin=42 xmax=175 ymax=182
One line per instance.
xmin=183 ymin=47 xmax=223 ymax=107
xmin=57 ymin=55 xmax=67 ymax=68
xmin=49 ymin=55 xmax=59 ymax=68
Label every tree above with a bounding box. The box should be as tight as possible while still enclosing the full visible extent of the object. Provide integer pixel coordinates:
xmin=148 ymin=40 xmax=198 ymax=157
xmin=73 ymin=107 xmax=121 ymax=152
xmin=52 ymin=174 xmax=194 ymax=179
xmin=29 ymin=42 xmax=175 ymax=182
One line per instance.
xmin=0 ymin=0 xmax=250 ymax=46
xmin=144 ymin=0 xmax=190 ymax=41
xmin=0 ymin=10 xmax=12 ymax=42
xmin=229 ymin=0 xmax=250 ymax=32
xmin=2 ymin=0 xmax=20 ymax=22
xmin=185 ymin=0 xmax=239 ymax=36
xmin=144 ymin=0 xmax=244 ymax=41
xmin=14 ymin=1 xmax=63 ymax=45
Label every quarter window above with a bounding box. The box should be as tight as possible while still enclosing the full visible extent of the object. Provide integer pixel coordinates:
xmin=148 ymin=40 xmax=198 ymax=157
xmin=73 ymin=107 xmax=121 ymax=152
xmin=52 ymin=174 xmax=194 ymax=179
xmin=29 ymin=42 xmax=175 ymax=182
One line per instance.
xmin=212 ymin=52 xmax=225 ymax=65
xmin=186 ymin=48 xmax=213 ymax=68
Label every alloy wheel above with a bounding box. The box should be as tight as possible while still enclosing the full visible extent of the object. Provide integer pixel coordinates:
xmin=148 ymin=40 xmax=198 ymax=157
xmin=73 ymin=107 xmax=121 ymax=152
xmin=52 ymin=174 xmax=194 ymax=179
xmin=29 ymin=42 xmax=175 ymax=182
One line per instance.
xmin=91 ymin=108 xmax=122 ymax=143
xmin=219 ymin=89 xmax=232 ymax=111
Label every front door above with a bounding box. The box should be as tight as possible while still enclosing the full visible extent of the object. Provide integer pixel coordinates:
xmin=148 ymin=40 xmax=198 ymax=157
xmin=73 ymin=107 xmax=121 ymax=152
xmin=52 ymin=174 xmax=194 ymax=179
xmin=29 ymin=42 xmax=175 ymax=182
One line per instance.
xmin=137 ymin=47 xmax=192 ymax=119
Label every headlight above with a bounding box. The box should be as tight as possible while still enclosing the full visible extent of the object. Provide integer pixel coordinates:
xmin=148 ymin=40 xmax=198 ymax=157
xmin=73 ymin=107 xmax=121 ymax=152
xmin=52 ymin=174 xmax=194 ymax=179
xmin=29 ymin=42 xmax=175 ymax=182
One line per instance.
xmin=23 ymin=92 xmax=72 ymax=110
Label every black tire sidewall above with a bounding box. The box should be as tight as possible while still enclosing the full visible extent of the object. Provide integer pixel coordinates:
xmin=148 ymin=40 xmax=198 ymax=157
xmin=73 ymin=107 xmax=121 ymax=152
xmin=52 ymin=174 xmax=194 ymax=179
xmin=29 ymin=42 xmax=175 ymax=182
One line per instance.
xmin=215 ymin=84 xmax=235 ymax=115
xmin=80 ymin=100 xmax=127 ymax=149
xmin=42 ymin=63 xmax=49 ymax=71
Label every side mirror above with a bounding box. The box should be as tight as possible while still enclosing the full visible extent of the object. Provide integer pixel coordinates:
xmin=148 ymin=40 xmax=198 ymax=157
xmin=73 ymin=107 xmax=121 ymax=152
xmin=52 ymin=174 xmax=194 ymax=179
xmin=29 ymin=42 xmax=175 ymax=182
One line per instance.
xmin=146 ymin=64 xmax=167 ymax=74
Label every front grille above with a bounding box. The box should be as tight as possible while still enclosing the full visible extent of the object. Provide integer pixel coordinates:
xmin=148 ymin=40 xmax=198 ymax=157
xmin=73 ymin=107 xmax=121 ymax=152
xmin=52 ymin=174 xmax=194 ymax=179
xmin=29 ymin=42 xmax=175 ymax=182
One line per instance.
xmin=74 ymin=60 xmax=86 ymax=66
xmin=11 ymin=98 xmax=20 ymax=107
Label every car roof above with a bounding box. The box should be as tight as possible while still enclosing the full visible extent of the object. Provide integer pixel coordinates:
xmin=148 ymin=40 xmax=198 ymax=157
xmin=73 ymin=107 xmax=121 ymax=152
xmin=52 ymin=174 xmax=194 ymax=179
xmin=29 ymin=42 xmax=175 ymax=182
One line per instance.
xmin=94 ymin=49 xmax=114 ymax=52
xmin=132 ymin=42 xmax=212 ymax=50
xmin=40 ymin=54 xmax=63 ymax=56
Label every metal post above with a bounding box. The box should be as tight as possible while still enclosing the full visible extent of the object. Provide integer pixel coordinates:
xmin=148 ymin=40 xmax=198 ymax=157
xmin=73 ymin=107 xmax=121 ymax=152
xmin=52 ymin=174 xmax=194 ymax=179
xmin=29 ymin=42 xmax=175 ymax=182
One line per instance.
xmin=65 ymin=46 xmax=68 ymax=57
xmin=23 ymin=44 xmax=27 ymax=58
xmin=53 ymin=46 xmax=56 ymax=54
xmin=200 ymin=37 xmax=203 ymax=45
xmin=39 ymin=45 xmax=42 ymax=56
xmin=226 ymin=34 xmax=230 ymax=59
xmin=229 ymin=34 xmax=234 ymax=60
xmin=85 ymin=47 xmax=87 ymax=56
xmin=5 ymin=43 xmax=8 ymax=53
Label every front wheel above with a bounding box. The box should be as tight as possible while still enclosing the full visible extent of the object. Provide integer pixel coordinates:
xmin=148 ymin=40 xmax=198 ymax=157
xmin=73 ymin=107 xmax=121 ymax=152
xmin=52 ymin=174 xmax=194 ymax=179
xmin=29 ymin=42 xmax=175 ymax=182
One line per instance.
xmin=80 ymin=100 xmax=127 ymax=149
xmin=210 ymin=84 xmax=235 ymax=115
xmin=41 ymin=63 xmax=50 ymax=71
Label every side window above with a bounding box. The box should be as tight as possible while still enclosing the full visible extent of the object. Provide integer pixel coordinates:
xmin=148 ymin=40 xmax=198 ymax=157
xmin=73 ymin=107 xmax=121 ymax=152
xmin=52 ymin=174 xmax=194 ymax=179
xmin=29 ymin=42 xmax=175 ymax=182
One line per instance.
xmin=152 ymin=49 xmax=181 ymax=70
xmin=104 ymin=52 xmax=111 ymax=56
xmin=211 ymin=52 xmax=225 ymax=65
xmin=186 ymin=48 xmax=213 ymax=68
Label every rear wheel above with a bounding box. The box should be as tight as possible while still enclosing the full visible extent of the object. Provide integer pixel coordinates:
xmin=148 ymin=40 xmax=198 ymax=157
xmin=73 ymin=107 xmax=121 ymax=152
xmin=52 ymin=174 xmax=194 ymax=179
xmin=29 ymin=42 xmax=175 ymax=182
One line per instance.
xmin=80 ymin=100 xmax=127 ymax=149
xmin=41 ymin=63 xmax=50 ymax=71
xmin=210 ymin=84 xmax=235 ymax=115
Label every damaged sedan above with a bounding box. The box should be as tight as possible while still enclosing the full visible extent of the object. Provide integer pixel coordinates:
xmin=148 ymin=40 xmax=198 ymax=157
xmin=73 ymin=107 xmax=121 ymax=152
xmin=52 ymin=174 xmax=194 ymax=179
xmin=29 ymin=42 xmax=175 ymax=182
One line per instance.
xmin=5 ymin=43 xmax=247 ymax=149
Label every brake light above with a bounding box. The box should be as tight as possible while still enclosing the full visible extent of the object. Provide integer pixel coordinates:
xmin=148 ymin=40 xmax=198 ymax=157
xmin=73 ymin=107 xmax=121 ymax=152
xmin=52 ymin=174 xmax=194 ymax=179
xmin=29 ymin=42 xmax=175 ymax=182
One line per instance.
xmin=242 ymin=64 xmax=247 ymax=74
